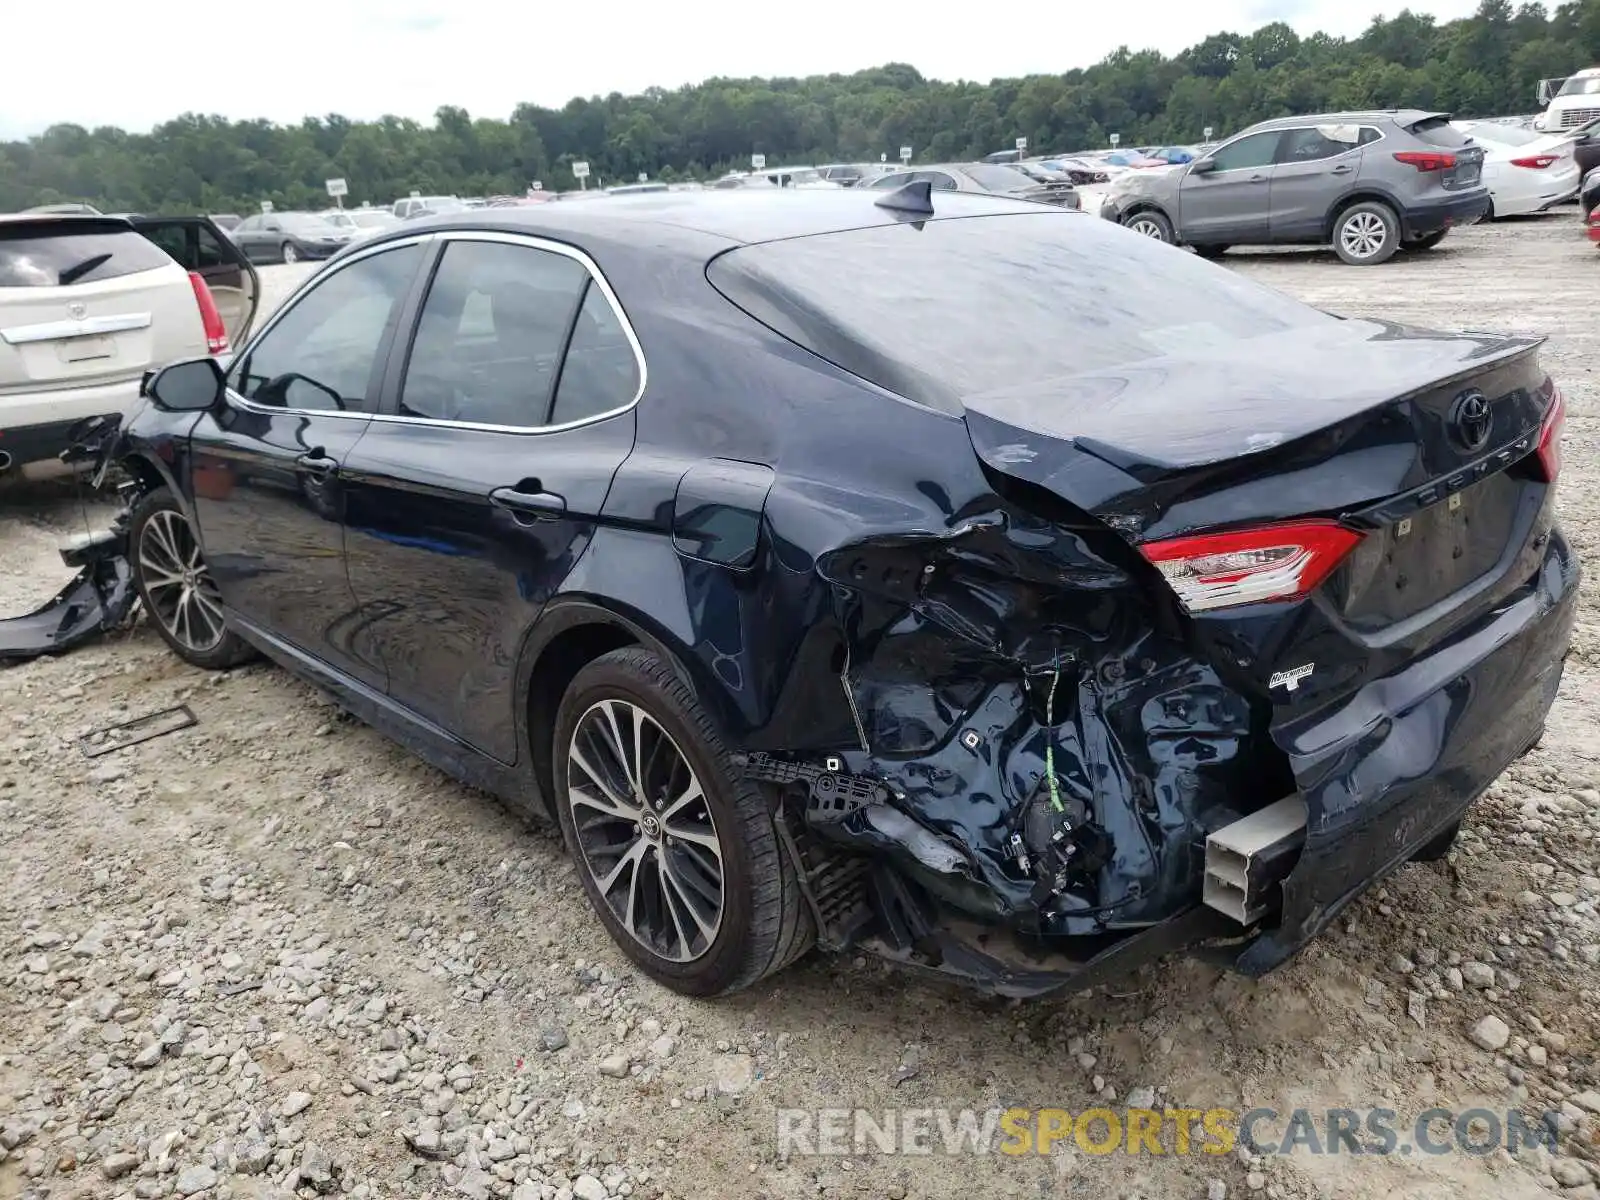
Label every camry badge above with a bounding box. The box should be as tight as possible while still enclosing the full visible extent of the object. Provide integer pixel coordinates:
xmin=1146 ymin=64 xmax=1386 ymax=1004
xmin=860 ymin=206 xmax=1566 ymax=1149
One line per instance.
xmin=1269 ymin=663 xmax=1314 ymax=692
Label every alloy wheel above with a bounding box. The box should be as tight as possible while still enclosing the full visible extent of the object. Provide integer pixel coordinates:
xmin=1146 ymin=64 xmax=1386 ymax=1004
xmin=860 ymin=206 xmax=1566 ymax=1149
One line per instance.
xmin=1129 ymin=217 xmax=1166 ymax=239
xmin=138 ymin=509 xmax=227 ymax=653
xmin=565 ymin=699 xmax=726 ymax=963
xmin=1339 ymin=211 xmax=1388 ymax=260
xmin=282 ymin=242 xmax=299 ymax=263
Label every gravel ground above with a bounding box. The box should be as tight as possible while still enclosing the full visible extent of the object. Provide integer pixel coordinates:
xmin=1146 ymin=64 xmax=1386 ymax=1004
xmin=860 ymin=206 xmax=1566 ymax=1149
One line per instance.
xmin=2 ymin=218 xmax=1599 ymax=1200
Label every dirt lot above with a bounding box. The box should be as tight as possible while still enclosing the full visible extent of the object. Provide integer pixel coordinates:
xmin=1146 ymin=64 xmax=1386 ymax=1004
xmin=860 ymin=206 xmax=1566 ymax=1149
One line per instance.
xmin=3 ymin=220 xmax=1599 ymax=1200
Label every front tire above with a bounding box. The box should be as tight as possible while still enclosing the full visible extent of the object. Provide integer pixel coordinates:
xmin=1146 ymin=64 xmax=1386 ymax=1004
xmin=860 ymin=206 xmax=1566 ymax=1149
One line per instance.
xmin=553 ymin=647 xmax=814 ymax=996
xmin=281 ymin=242 xmax=299 ymax=264
xmin=129 ymin=487 xmax=256 ymax=670
xmin=1124 ymin=210 xmax=1175 ymax=243
xmin=1333 ymin=201 xmax=1400 ymax=265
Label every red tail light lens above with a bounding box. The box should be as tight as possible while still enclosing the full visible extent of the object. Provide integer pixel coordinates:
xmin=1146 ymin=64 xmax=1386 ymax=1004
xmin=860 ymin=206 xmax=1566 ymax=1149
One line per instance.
xmin=1392 ymin=151 xmax=1458 ymax=172
xmin=1535 ymin=386 xmax=1566 ymax=483
xmin=1510 ymin=154 xmax=1559 ymax=169
xmin=1139 ymin=520 xmax=1363 ymax=613
xmin=188 ymin=271 xmax=229 ymax=355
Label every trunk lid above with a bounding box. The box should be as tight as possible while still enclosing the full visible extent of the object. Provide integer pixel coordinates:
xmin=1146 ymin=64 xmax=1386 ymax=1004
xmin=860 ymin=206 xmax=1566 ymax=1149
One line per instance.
xmin=963 ymin=317 xmax=1556 ymax=709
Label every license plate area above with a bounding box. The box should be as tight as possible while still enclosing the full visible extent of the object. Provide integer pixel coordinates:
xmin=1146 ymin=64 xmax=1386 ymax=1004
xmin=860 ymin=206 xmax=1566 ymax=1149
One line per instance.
xmin=1338 ymin=470 xmax=1523 ymax=629
xmin=59 ymin=335 xmax=114 ymax=363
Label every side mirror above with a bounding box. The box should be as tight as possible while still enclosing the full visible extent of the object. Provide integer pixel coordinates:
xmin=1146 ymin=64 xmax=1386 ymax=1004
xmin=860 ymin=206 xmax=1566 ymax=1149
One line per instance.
xmin=1189 ymin=158 xmax=1217 ymax=175
xmin=143 ymin=357 xmax=225 ymax=412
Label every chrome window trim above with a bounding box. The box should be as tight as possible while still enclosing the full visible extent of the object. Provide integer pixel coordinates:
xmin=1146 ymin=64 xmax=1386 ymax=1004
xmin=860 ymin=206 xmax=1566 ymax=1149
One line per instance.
xmin=225 ymin=229 xmax=648 ymax=436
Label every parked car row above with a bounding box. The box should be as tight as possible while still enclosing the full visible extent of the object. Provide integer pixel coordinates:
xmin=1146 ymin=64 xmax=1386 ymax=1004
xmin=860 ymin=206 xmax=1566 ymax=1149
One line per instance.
xmin=1096 ymin=108 xmax=1593 ymax=264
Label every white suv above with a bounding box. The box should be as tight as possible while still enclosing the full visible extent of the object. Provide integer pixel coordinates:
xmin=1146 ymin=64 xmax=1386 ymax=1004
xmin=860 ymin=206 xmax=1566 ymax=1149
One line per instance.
xmin=1 ymin=214 xmax=258 ymax=476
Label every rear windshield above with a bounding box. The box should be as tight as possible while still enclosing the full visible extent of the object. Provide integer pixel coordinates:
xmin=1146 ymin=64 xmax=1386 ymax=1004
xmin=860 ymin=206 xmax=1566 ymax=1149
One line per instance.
xmin=706 ymin=212 xmax=1330 ymax=415
xmin=1461 ymin=122 xmax=1542 ymax=146
xmin=1409 ymin=117 xmax=1473 ymax=148
xmin=0 ymin=223 xmax=172 ymax=288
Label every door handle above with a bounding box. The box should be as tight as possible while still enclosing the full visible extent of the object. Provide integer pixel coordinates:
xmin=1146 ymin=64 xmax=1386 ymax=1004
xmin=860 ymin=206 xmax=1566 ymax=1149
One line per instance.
xmin=1249 ymin=173 xmax=1269 ymax=183
xmin=1331 ymin=164 xmax=1354 ymax=175
xmin=295 ymin=450 xmax=338 ymax=478
xmin=490 ymin=482 xmax=566 ymax=522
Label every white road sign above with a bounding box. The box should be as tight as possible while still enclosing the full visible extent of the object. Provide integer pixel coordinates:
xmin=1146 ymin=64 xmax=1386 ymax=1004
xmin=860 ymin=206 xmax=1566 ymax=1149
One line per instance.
xmin=751 ymin=153 xmax=766 ymax=170
xmin=325 ymin=178 xmax=348 ymax=198
xmin=572 ymin=161 xmax=591 ymax=179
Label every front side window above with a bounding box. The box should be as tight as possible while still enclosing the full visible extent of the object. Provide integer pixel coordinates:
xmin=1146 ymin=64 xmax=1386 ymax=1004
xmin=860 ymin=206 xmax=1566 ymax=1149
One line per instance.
xmin=1208 ymin=131 xmax=1282 ymax=172
xmin=230 ymin=243 xmax=422 ymax=412
xmin=399 ymin=240 xmax=588 ymax=427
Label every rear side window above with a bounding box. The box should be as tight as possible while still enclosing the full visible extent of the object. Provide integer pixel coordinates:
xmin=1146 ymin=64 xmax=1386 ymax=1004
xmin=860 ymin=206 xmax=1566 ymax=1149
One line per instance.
xmin=549 ymin=281 xmax=640 ymax=425
xmin=1409 ymin=117 xmax=1472 ymax=148
xmin=707 ymin=212 xmax=1331 ymax=415
xmin=0 ymin=224 xmax=172 ymax=287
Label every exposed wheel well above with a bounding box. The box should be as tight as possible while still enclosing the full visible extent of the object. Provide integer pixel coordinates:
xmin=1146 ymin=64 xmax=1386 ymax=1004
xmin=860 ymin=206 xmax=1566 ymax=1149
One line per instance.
xmin=526 ymin=622 xmax=639 ymax=817
xmin=1325 ymin=193 xmax=1398 ymax=240
xmin=119 ymin=454 xmax=165 ymax=495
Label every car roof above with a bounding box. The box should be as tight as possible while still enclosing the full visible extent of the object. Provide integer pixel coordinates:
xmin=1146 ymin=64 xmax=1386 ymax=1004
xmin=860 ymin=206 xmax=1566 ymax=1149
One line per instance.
xmin=1248 ymin=109 xmax=1443 ymax=131
xmin=378 ymin=189 xmax=1053 ymax=252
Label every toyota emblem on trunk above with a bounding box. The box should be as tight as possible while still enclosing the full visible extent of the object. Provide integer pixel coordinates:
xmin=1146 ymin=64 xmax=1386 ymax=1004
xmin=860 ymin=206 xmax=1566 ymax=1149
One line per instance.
xmin=66 ymin=301 xmax=87 ymax=321
xmin=1450 ymin=390 xmax=1492 ymax=452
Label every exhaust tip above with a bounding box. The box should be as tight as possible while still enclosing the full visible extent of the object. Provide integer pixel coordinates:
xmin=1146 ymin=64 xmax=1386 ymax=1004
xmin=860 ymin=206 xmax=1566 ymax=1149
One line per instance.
xmin=1203 ymin=795 xmax=1308 ymax=925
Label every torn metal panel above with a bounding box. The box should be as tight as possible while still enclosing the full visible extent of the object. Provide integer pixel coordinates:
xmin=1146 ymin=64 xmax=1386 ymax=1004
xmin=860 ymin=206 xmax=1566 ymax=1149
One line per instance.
xmin=0 ymin=552 xmax=135 ymax=664
xmin=767 ymin=499 xmax=1292 ymax=945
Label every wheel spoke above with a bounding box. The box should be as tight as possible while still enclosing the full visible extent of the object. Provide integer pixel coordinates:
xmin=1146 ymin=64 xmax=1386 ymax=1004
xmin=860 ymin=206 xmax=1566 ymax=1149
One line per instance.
xmin=663 ymin=822 xmax=720 ymax=852
xmin=658 ymin=779 xmax=703 ymax=824
xmin=660 ymin=855 xmax=717 ymax=947
xmin=568 ymin=744 xmax=637 ymax=818
xmin=595 ymin=838 xmax=646 ymax=897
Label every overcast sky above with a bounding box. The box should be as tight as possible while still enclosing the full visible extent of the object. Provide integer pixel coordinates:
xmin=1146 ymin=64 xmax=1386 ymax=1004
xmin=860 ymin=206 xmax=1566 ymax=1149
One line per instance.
xmin=3 ymin=0 xmax=1485 ymax=140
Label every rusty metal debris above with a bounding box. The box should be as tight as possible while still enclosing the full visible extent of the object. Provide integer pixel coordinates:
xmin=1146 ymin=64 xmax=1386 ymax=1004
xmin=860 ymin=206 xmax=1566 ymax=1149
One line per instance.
xmin=80 ymin=704 xmax=197 ymax=758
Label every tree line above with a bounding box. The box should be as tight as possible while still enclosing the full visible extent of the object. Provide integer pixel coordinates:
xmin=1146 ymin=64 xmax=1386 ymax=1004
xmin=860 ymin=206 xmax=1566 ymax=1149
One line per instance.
xmin=3 ymin=0 xmax=1598 ymax=214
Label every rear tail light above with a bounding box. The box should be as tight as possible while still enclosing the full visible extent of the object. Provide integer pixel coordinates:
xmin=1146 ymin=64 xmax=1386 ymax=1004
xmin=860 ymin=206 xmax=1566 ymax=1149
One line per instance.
xmin=1510 ymin=154 xmax=1559 ymax=169
xmin=188 ymin=271 xmax=229 ymax=355
xmin=1139 ymin=520 xmax=1363 ymax=613
xmin=1392 ymin=151 xmax=1458 ymax=172
xmin=1535 ymin=385 xmax=1566 ymax=482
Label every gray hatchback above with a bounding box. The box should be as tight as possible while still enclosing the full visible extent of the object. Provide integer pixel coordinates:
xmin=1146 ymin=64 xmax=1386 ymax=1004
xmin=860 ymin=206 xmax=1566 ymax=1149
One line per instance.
xmin=1099 ymin=110 xmax=1491 ymax=264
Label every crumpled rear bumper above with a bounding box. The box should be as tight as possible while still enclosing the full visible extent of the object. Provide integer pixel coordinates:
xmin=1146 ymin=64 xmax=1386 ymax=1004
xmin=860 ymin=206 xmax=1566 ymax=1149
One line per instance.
xmin=1233 ymin=529 xmax=1579 ymax=974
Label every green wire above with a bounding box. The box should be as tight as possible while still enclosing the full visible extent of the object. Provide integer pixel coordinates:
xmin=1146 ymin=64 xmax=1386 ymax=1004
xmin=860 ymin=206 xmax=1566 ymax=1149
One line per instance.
xmin=1045 ymin=657 xmax=1064 ymax=813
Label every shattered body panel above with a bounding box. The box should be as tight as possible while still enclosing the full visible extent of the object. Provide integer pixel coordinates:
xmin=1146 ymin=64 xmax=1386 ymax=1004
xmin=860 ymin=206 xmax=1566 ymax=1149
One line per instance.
xmin=92 ymin=197 xmax=1578 ymax=995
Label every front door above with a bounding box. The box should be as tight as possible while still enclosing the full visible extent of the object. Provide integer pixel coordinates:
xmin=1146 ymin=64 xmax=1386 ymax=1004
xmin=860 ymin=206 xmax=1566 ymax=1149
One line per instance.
xmin=187 ymin=239 xmax=428 ymax=688
xmin=340 ymin=232 xmax=643 ymax=763
xmin=1269 ymin=125 xmax=1372 ymax=240
xmin=1177 ymin=130 xmax=1284 ymax=243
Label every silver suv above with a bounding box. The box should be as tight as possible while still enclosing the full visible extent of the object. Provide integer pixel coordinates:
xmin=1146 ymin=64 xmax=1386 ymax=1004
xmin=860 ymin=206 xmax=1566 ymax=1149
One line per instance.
xmin=1099 ymin=110 xmax=1491 ymax=264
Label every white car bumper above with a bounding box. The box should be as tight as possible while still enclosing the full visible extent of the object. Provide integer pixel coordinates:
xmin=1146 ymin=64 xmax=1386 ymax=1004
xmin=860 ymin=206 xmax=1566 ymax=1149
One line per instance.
xmin=0 ymin=375 xmax=142 ymax=474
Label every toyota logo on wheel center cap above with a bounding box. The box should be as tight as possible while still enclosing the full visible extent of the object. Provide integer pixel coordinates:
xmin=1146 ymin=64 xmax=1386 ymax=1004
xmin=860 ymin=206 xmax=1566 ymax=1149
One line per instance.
xmin=1450 ymin=389 xmax=1492 ymax=452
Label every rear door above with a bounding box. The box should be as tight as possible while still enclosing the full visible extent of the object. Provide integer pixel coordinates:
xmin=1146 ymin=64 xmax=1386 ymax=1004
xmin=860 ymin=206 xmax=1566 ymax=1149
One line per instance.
xmin=130 ymin=216 xmax=261 ymax=346
xmin=1178 ymin=130 xmax=1283 ymax=242
xmin=0 ymin=216 xmax=200 ymax=397
xmin=1269 ymin=125 xmax=1376 ymax=239
xmin=339 ymin=231 xmax=642 ymax=764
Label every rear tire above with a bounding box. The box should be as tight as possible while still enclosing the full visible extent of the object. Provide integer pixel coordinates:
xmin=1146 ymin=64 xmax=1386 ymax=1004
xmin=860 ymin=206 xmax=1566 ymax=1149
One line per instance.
xmin=281 ymin=242 xmax=299 ymax=264
xmin=129 ymin=487 xmax=257 ymax=670
xmin=1193 ymin=244 xmax=1230 ymax=258
xmin=1332 ymin=201 xmax=1400 ymax=265
xmin=1401 ymin=230 xmax=1449 ymax=251
xmin=1124 ymin=210 xmax=1175 ymax=243
xmin=553 ymin=647 xmax=815 ymax=996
